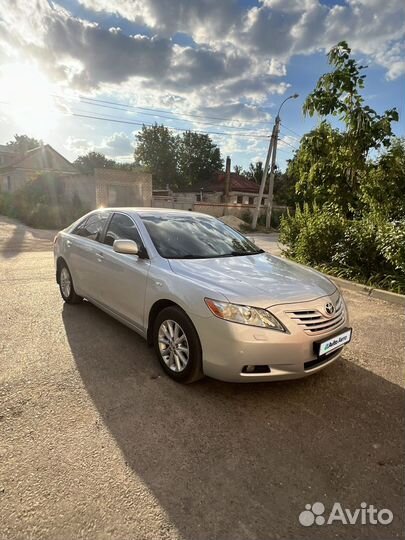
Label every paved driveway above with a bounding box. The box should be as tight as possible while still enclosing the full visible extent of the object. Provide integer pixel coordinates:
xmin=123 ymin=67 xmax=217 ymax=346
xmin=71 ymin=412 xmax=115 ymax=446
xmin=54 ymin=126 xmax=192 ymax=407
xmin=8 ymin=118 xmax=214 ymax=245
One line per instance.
xmin=0 ymin=217 xmax=404 ymax=539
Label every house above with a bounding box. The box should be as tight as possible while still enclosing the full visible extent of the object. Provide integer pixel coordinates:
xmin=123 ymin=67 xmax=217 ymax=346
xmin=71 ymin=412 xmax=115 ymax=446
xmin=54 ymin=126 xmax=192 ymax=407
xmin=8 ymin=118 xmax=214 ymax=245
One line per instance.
xmin=167 ymin=156 xmax=268 ymax=207
xmin=0 ymin=143 xmax=153 ymax=209
xmin=0 ymin=144 xmax=79 ymax=193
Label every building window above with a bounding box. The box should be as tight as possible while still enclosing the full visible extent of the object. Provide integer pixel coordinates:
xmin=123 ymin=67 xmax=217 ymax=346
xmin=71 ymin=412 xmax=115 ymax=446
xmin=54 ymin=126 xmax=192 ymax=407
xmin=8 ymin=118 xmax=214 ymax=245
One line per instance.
xmin=237 ymin=195 xmax=243 ymax=204
xmin=248 ymin=197 xmax=254 ymax=205
xmin=261 ymin=197 xmax=266 ymax=205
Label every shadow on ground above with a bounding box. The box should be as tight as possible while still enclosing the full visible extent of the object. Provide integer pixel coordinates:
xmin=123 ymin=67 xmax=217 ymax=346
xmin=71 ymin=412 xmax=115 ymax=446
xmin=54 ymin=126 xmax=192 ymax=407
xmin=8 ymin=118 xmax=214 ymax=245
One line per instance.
xmin=0 ymin=216 xmax=55 ymax=258
xmin=62 ymin=301 xmax=404 ymax=540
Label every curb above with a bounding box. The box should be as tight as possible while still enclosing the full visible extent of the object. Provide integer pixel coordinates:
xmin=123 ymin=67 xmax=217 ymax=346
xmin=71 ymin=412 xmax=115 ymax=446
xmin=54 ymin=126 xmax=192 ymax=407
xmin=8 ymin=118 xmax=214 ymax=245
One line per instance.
xmin=326 ymin=275 xmax=405 ymax=306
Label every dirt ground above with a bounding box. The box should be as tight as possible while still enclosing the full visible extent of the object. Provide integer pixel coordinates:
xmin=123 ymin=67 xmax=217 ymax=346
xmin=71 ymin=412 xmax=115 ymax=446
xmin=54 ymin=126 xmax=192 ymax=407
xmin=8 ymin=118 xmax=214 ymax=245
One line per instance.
xmin=0 ymin=216 xmax=404 ymax=539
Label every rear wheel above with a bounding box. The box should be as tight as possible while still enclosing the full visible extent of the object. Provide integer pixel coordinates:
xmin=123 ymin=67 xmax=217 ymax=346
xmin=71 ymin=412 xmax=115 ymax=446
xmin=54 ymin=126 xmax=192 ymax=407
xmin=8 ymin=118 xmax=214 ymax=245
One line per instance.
xmin=58 ymin=262 xmax=82 ymax=304
xmin=153 ymin=306 xmax=204 ymax=383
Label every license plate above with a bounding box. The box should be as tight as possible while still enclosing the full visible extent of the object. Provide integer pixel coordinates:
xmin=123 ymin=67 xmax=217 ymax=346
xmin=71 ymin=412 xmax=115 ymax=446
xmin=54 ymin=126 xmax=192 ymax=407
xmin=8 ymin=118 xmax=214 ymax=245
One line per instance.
xmin=316 ymin=328 xmax=352 ymax=356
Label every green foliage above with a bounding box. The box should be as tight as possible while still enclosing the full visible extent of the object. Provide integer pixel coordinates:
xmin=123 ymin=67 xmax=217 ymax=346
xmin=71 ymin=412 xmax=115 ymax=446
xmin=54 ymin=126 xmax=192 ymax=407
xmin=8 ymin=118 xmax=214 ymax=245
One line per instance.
xmin=280 ymin=207 xmax=405 ymax=294
xmin=134 ymin=124 xmax=178 ymax=188
xmin=74 ymin=151 xmax=117 ymax=173
xmin=280 ymin=204 xmax=346 ymax=264
xmin=273 ymin=172 xmax=299 ymax=206
xmin=299 ymin=41 xmax=398 ymax=214
xmin=360 ymin=138 xmax=405 ymax=219
xmin=244 ymin=161 xmax=263 ymax=184
xmin=241 ymin=210 xmax=253 ymax=224
xmin=280 ymin=42 xmax=404 ymax=294
xmin=134 ymin=123 xmax=222 ymax=189
xmin=303 ymin=41 xmax=398 ymax=153
xmin=288 ymin=122 xmax=353 ymax=211
xmin=0 ymin=192 xmax=17 ymax=217
xmin=176 ymin=131 xmax=223 ymax=188
xmin=6 ymin=134 xmax=42 ymax=153
xmin=0 ymin=173 xmax=89 ymax=229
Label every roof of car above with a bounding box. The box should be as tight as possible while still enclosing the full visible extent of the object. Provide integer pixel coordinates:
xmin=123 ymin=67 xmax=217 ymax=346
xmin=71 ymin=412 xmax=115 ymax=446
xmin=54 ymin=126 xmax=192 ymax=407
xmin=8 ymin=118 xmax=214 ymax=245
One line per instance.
xmin=97 ymin=207 xmax=214 ymax=218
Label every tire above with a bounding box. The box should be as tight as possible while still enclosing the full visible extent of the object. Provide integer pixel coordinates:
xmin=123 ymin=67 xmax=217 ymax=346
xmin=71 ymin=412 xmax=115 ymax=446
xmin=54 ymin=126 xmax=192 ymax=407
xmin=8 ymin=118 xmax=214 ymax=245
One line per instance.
xmin=153 ymin=306 xmax=204 ymax=383
xmin=58 ymin=261 xmax=83 ymax=304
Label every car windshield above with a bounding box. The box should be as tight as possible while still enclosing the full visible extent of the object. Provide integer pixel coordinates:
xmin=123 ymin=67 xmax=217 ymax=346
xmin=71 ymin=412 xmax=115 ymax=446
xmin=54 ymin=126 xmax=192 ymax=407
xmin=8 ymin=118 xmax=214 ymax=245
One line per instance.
xmin=141 ymin=214 xmax=264 ymax=259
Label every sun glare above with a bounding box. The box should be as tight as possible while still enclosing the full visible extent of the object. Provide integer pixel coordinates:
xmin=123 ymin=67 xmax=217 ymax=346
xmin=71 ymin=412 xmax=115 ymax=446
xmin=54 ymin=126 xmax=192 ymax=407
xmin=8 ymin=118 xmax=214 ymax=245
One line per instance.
xmin=0 ymin=63 xmax=59 ymax=138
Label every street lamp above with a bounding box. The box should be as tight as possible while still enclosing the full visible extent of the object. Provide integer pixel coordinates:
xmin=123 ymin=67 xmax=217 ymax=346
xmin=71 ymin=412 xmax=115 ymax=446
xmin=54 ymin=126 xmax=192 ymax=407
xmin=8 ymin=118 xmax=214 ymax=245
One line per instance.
xmin=252 ymin=93 xmax=299 ymax=230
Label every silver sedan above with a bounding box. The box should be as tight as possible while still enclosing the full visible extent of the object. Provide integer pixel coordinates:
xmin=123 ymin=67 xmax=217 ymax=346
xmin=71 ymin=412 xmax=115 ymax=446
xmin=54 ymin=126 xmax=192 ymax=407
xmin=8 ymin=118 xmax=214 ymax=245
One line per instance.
xmin=54 ymin=208 xmax=351 ymax=383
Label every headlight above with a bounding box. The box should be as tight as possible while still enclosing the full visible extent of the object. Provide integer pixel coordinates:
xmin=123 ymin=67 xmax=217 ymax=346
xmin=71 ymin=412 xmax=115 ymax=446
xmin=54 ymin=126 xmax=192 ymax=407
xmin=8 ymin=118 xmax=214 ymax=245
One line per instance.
xmin=204 ymin=298 xmax=285 ymax=332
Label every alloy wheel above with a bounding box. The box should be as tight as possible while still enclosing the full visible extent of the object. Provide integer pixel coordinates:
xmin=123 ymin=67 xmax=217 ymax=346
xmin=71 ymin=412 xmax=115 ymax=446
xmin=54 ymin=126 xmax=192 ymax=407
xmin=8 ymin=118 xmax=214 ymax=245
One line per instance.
xmin=158 ymin=319 xmax=190 ymax=372
xmin=60 ymin=267 xmax=72 ymax=298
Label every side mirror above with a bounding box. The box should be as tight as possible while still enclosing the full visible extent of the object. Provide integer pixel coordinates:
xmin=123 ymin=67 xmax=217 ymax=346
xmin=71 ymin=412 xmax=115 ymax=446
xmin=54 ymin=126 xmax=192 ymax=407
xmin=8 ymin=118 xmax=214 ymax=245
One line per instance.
xmin=113 ymin=239 xmax=139 ymax=255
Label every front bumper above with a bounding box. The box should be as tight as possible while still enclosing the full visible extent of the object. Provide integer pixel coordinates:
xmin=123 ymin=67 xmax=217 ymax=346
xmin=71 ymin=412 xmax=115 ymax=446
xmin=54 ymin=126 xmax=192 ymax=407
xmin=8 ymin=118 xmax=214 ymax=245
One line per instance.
xmin=191 ymin=292 xmax=349 ymax=382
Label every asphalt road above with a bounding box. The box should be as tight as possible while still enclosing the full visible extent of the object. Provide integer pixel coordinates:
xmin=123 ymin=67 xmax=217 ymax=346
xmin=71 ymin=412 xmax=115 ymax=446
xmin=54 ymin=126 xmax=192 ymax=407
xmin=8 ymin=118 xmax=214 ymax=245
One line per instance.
xmin=0 ymin=217 xmax=404 ymax=540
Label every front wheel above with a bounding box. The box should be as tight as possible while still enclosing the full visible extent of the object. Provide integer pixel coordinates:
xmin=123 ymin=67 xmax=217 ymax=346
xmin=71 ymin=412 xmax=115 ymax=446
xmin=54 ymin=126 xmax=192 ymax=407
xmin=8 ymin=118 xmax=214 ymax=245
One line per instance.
xmin=153 ymin=306 xmax=204 ymax=383
xmin=58 ymin=261 xmax=82 ymax=304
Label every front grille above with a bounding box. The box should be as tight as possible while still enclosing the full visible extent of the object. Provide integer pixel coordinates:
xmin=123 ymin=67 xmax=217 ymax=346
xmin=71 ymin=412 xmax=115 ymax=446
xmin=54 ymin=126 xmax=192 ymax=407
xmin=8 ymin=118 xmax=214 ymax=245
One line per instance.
xmin=286 ymin=295 xmax=345 ymax=335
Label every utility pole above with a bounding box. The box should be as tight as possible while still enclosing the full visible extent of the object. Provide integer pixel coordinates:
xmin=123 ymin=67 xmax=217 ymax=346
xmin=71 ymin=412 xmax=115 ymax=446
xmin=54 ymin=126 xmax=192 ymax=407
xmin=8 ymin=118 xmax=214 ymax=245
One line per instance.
xmin=251 ymin=93 xmax=299 ymax=230
xmin=251 ymin=125 xmax=275 ymax=229
xmin=265 ymin=117 xmax=280 ymax=229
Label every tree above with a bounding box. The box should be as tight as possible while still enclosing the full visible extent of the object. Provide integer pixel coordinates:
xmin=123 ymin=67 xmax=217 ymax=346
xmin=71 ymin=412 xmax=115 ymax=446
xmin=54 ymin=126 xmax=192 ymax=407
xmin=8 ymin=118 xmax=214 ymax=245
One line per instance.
xmin=273 ymin=171 xmax=298 ymax=206
xmin=234 ymin=165 xmax=243 ymax=175
xmin=134 ymin=124 xmax=178 ymax=188
xmin=302 ymin=41 xmax=398 ymax=214
xmin=361 ymin=137 xmax=405 ymax=219
xmin=176 ymin=131 xmax=223 ymax=188
xmin=287 ymin=122 xmax=350 ymax=209
xmin=73 ymin=152 xmax=117 ymax=173
xmin=244 ymin=161 xmax=263 ymax=183
xmin=6 ymin=134 xmax=42 ymax=153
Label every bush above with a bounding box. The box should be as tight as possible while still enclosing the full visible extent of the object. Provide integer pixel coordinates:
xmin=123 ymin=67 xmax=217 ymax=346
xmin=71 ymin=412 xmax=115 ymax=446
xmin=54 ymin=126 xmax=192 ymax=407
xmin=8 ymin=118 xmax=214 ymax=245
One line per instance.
xmin=280 ymin=205 xmax=405 ymax=293
xmin=0 ymin=192 xmax=18 ymax=218
xmin=280 ymin=203 xmax=346 ymax=264
xmin=241 ymin=210 xmax=252 ymax=224
xmin=0 ymin=174 xmax=89 ymax=229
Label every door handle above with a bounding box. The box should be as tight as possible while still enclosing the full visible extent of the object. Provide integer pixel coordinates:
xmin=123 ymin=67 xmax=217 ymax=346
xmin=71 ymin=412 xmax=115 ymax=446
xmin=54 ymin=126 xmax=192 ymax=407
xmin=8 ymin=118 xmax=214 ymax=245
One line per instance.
xmin=66 ymin=240 xmax=72 ymax=247
xmin=95 ymin=251 xmax=104 ymax=261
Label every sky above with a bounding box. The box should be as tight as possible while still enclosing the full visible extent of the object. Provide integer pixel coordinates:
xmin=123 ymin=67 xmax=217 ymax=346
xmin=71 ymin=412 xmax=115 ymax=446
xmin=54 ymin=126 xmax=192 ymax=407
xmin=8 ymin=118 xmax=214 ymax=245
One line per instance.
xmin=0 ymin=0 xmax=404 ymax=171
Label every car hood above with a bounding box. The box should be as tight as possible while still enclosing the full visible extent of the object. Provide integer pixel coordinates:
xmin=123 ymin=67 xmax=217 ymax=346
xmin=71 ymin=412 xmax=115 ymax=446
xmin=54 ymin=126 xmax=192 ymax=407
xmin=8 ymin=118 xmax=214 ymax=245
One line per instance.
xmin=169 ymin=253 xmax=336 ymax=308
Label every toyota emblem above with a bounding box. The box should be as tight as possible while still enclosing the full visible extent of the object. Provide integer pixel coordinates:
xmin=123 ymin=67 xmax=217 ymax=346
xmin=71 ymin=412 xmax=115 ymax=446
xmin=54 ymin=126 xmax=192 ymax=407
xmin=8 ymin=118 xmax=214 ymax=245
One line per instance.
xmin=325 ymin=302 xmax=335 ymax=316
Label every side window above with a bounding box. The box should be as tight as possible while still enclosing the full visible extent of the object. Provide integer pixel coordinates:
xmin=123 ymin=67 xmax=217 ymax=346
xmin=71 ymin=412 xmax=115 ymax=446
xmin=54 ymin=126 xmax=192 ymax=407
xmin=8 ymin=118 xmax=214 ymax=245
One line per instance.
xmin=104 ymin=213 xmax=142 ymax=247
xmin=72 ymin=213 xmax=108 ymax=241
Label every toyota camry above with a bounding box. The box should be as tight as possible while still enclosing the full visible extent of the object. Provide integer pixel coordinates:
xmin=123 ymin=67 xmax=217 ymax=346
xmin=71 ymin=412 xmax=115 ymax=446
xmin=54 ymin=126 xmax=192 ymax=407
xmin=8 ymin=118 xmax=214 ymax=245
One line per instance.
xmin=54 ymin=208 xmax=351 ymax=383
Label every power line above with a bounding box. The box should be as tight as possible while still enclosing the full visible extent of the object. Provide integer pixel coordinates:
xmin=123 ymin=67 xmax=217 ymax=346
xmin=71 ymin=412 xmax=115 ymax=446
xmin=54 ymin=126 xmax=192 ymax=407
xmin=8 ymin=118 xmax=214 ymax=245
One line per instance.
xmin=279 ymin=130 xmax=301 ymax=143
xmin=278 ymin=138 xmax=299 ymax=151
xmin=280 ymin=123 xmax=303 ymax=139
xmin=54 ymin=93 xmax=273 ymax=128
xmin=75 ymin=97 xmax=272 ymax=135
xmin=69 ymin=110 xmax=272 ymax=140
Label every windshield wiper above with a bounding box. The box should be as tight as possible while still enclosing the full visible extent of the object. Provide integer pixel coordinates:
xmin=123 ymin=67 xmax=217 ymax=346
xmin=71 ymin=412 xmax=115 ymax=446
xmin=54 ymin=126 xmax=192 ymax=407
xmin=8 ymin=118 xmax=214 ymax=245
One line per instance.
xmin=229 ymin=249 xmax=265 ymax=256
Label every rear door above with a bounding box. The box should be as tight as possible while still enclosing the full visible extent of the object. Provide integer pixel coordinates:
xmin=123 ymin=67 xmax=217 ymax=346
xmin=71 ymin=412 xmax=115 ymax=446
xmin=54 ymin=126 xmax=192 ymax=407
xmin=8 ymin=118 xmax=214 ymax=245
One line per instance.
xmin=67 ymin=212 xmax=110 ymax=298
xmin=95 ymin=212 xmax=151 ymax=330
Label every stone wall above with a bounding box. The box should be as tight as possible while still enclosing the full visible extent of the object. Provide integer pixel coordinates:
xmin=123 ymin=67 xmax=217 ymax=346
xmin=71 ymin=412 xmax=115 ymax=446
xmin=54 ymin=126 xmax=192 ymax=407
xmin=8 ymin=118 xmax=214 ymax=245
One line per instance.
xmin=61 ymin=168 xmax=153 ymax=209
xmin=193 ymin=202 xmax=291 ymax=220
xmin=94 ymin=168 xmax=152 ymax=208
xmin=62 ymin=174 xmax=97 ymax=209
